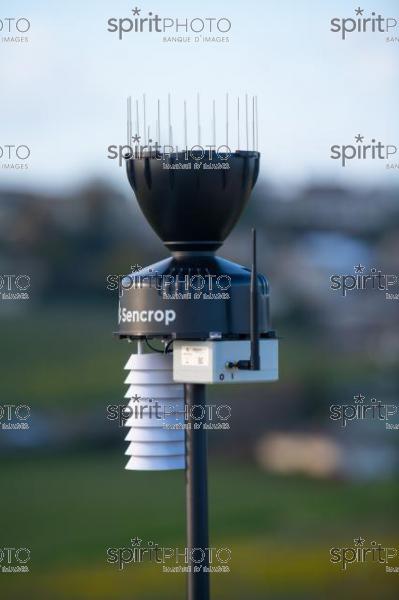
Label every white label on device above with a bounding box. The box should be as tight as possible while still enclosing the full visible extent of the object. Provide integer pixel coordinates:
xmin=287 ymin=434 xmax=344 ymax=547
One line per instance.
xmin=181 ymin=346 xmax=209 ymax=367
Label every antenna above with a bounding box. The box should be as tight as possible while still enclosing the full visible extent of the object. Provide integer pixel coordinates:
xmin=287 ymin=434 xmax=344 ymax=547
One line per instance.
xmin=224 ymin=228 xmax=262 ymax=372
xmin=250 ymin=228 xmax=260 ymax=370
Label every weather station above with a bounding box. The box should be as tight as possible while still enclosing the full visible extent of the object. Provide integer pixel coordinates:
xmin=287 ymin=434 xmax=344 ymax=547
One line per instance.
xmin=115 ymin=93 xmax=279 ymax=600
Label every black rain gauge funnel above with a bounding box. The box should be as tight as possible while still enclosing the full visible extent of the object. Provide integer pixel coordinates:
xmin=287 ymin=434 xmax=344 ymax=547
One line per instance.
xmin=116 ymin=93 xmax=278 ymax=600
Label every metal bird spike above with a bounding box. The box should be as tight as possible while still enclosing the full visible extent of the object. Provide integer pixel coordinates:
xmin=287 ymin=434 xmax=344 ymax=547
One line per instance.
xmin=245 ymin=93 xmax=249 ymax=151
xmin=237 ymin=96 xmax=240 ymax=150
xmin=168 ymin=93 xmax=172 ymax=147
xmin=212 ymin=99 xmax=216 ymax=148
xmin=197 ymin=93 xmax=201 ymax=147
xmin=255 ymin=96 xmax=259 ymax=151
xmin=143 ymin=94 xmax=147 ymax=145
xmin=125 ymin=93 xmax=259 ymax=153
xmin=252 ymin=96 xmax=255 ymax=150
xmin=226 ymin=93 xmax=229 ymax=149
xmin=157 ymin=99 xmax=161 ymax=145
xmin=184 ymin=100 xmax=188 ymax=148
xmin=127 ymin=96 xmax=132 ymax=146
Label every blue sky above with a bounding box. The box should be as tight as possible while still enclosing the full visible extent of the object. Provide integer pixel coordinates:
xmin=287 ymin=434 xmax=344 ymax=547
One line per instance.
xmin=0 ymin=0 xmax=398 ymax=191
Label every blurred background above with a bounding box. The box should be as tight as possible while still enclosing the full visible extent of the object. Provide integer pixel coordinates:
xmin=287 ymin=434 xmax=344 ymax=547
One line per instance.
xmin=1 ymin=0 xmax=399 ymax=599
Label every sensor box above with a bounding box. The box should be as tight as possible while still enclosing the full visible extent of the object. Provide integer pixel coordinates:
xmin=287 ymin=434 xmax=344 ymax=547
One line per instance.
xmin=173 ymin=339 xmax=278 ymax=384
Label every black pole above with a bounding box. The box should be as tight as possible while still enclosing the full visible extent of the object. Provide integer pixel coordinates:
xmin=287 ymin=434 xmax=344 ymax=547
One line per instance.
xmin=185 ymin=383 xmax=210 ymax=600
xmin=250 ymin=227 xmax=260 ymax=370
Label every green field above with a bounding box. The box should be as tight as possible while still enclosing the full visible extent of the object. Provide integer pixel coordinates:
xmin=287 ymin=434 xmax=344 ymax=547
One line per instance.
xmin=1 ymin=452 xmax=398 ymax=600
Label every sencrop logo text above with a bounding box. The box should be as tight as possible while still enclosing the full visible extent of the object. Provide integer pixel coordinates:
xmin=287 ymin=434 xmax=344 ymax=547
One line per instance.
xmin=106 ymin=537 xmax=231 ymax=573
xmin=330 ymin=264 xmax=399 ymax=299
xmin=0 ymin=274 xmax=30 ymax=301
xmin=330 ymin=135 xmax=397 ymax=169
xmin=330 ymin=394 xmax=398 ymax=430
xmin=118 ymin=307 xmax=176 ymax=326
xmin=0 ymin=547 xmax=31 ymax=573
xmin=0 ymin=17 xmax=30 ymax=43
xmin=0 ymin=404 xmax=31 ymax=431
xmin=330 ymin=537 xmax=399 ymax=573
xmin=107 ymin=6 xmax=231 ymax=44
xmin=0 ymin=145 xmax=30 ymax=170
xmin=330 ymin=7 xmax=399 ymax=42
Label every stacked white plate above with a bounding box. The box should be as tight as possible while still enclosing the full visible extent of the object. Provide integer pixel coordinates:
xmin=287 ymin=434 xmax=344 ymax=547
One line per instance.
xmin=123 ymin=352 xmax=185 ymax=470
